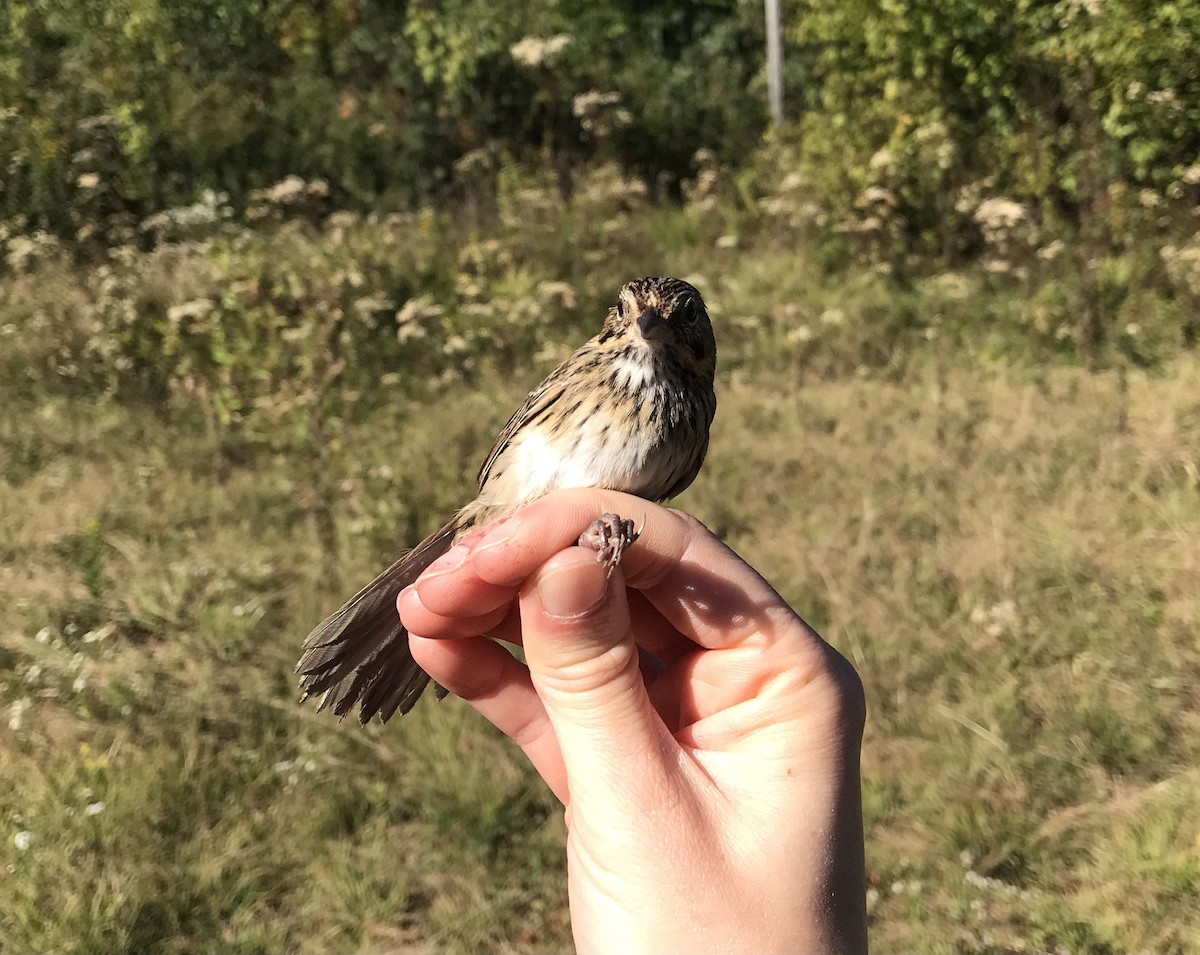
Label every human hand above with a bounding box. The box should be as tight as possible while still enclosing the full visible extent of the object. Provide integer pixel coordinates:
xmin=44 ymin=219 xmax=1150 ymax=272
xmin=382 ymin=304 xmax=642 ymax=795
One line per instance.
xmin=398 ymin=488 xmax=868 ymax=955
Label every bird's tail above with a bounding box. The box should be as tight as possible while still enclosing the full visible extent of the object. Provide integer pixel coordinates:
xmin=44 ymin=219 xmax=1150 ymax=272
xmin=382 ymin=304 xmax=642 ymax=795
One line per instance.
xmin=296 ymin=517 xmax=459 ymax=724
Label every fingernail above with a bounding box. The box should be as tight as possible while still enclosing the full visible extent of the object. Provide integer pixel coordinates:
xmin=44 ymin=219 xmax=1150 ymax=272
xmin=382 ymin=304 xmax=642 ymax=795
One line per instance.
xmin=537 ymin=559 xmax=608 ymax=619
xmin=423 ymin=544 xmax=470 ymax=577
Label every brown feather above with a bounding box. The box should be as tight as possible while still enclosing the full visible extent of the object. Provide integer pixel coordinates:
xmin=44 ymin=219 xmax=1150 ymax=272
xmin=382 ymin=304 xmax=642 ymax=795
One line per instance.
xmin=296 ymin=520 xmax=458 ymax=722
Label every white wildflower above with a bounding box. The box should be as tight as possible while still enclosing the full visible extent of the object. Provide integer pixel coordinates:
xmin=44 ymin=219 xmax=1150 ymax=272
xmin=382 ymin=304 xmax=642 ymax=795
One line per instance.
xmin=1161 ymin=240 xmax=1200 ymax=297
xmin=836 ymin=216 xmax=882 ymax=234
xmin=5 ymin=232 xmax=62 ymax=272
xmin=166 ymin=299 xmax=214 ymax=326
xmin=862 ymin=186 xmax=896 ymax=207
xmin=443 ymin=334 xmax=469 ymax=356
xmin=14 ymin=831 xmax=32 ymax=851
xmin=140 ymin=190 xmax=230 ymax=235
xmin=572 ymin=90 xmax=621 ymax=118
xmin=8 ymin=699 xmax=29 ymax=732
xmin=266 ymin=176 xmax=305 ymax=204
xmin=85 ymin=801 xmax=105 ymax=816
xmin=935 ymin=140 xmax=957 ymax=170
xmin=536 ymin=281 xmax=577 ymax=310
xmin=453 ymin=148 xmax=492 ymax=176
xmin=868 ymin=148 xmax=896 ymax=171
xmin=974 ymin=197 xmax=1032 ymax=253
xmin=572 ymin=91 xmax=624 ymax=135
xmin=1037 ymin=239 xmax=1065 ymax=261
xmin=758 ymin=196 xmax=790 ymax=217
xmin=779 ymin=171 xmax=806 ymax=192
xmin=353 ymin=293 xmax=392 ymax=317
xmin=965 ymin=868 xmax=1025 ymax=896
xmin=974 ymin=198 xmax=1027 ymax=232
xmin=510 ymin=34 xmax=571 ymax=68
xmin=1145 ymin=89 xmax=1181 ymax=111
xmin=914 ymin=121 xmax=948 ymax=143
xmin=684 ymin=167 xmax=720 ymax=207
xmin=395 ymin=296 xmax=444 ymax=343
xmin=1061 ymin=0 xmax=1103 ymax=18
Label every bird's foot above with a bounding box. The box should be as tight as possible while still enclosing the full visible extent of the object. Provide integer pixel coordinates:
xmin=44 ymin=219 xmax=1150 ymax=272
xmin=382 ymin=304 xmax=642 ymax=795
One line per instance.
xmin=578 ymin=512 xmax=640 ymax=578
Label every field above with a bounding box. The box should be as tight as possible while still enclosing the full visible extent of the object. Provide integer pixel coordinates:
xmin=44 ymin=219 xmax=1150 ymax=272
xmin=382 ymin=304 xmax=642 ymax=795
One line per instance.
xmin=1 ymin=189 xmax=1199 ymax=953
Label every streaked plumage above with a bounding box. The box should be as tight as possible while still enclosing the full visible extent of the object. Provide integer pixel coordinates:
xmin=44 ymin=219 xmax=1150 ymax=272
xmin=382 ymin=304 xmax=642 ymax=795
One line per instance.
xmin=296 ymin=276 xmax=717 ymax=724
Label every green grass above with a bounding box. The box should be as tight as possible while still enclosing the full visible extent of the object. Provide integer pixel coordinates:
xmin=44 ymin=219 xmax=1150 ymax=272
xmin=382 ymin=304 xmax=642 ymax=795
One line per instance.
xmin=2 ymin=194 xmax=1198 ymax=952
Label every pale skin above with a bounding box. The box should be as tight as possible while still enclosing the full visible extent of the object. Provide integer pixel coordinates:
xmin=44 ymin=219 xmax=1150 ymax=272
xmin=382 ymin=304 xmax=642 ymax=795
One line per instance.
xmin=398 ymin=488 xmax=869 ymax=955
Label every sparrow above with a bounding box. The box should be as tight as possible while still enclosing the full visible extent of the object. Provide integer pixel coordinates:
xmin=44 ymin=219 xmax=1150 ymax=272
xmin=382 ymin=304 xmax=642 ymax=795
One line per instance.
xmin=296 ymin=276 xmax=718 ymax=724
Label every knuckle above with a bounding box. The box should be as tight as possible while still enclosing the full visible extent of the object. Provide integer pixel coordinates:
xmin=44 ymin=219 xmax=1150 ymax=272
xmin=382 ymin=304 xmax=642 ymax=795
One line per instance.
xmin=534 ymin=640 xmax=641 ymax=698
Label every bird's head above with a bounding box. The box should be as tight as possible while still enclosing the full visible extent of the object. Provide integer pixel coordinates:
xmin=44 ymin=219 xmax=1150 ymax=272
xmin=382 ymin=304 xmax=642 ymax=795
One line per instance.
xmin=606 ymin=276 xmax=716 ymax=378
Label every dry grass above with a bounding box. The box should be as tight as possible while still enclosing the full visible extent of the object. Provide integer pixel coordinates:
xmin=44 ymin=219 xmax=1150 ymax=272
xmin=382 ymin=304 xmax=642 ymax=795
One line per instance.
xmin=1 ymin=213 xmax=1198 ymax=952
xmin=699 ymin=359 xmax=1200 ymax=952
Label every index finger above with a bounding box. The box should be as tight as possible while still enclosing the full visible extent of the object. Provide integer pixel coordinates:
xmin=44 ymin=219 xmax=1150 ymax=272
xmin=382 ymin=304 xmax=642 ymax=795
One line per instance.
xmin=468 ymin=488 xmax=818 ymax=655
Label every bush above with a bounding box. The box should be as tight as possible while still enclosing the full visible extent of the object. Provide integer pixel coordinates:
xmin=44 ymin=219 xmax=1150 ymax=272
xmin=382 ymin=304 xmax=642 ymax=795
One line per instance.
xmin=0 ymin=0 xmax=765 ymax=240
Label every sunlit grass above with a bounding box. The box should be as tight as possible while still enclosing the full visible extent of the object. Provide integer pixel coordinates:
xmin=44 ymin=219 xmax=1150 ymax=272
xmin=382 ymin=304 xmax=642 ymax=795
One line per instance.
xmin=1 ymin=187 xmax=1198 ymax=951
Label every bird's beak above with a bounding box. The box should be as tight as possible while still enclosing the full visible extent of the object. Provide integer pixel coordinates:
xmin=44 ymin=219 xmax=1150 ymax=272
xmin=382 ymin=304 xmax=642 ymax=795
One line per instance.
xmin=637 ymin=306 xmax=666 ymax=339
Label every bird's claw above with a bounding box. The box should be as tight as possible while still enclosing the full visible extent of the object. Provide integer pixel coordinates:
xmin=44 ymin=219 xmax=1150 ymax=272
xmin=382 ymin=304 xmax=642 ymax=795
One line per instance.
xmin=578 ymin=512 xmax=640 ymax=578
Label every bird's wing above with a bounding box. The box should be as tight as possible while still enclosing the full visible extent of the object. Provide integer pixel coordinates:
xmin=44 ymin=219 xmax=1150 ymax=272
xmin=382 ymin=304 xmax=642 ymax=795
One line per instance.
xmin=660 ymin=427 xmax=711 ymax=501
xmin=475 ymin=357 xmax=577 ymax=490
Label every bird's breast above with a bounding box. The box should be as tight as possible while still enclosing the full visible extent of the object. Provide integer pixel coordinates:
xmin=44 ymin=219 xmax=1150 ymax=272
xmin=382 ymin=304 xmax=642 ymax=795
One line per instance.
xmin=483 ymin=420 xmax=649 ymax=504
xmin=479 ymin=378 xmax=697 ymax=506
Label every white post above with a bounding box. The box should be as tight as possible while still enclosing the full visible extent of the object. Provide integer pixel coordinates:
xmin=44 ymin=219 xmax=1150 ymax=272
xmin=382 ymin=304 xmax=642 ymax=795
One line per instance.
xmin=765 ymin=0 xmax=784 ymax=128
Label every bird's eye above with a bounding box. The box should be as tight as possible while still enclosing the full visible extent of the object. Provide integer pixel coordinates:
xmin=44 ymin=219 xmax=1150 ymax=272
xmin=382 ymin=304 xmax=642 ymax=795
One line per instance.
xmin=678 ymin=301 xmax=699 ymax=326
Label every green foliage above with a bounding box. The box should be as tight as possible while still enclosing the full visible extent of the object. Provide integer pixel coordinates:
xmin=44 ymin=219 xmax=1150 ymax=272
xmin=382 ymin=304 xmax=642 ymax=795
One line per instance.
xmin=783 ymin=0 xmax=1200 ymax=262
xmin=2 ymin=0 xmax=1197 ymax=327
xmin=0 ymin=0 xmax=444 ymax=235
xmin=0 ymin=0 xmax=765 ymax=240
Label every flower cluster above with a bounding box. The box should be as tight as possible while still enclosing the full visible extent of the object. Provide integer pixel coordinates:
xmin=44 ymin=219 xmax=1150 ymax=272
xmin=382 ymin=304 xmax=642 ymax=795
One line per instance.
xmin=509 ymin=34 xmax=571 ymax=68
xmin=1161 ymin=238 xmax=1200 ymax=300
xmin=572 ymin=91 xmax=631 ymax=138
xmin=140 ymin=190 xmax=232 ymax=243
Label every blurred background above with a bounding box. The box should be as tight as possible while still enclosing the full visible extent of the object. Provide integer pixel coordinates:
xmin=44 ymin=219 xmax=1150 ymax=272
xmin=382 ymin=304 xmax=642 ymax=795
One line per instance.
xmin=1 ymin=1 xmax=1198 ymax=951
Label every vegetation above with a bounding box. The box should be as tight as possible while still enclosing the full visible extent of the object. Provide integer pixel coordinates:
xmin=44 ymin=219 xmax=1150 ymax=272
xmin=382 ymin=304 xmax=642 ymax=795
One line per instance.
xmin=2 ymin=1 xmax=1199 ymax=952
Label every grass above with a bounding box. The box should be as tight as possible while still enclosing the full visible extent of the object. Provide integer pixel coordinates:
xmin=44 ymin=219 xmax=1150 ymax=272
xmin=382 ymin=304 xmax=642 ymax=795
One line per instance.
xmin=716 ymin=361 xmax=1200 ymax=953
xmin=1 ymin=189 xmax=1198 ymax=952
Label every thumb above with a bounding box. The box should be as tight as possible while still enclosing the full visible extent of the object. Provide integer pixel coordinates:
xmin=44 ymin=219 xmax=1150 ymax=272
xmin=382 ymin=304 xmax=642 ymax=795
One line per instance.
xmin=520 ymin=547 xmax=671 ymax=799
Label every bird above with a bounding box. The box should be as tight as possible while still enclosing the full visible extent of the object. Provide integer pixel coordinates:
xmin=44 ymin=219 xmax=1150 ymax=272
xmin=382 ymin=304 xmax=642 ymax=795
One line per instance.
xmin=296 ymin=276 xmax=718 ymax=724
